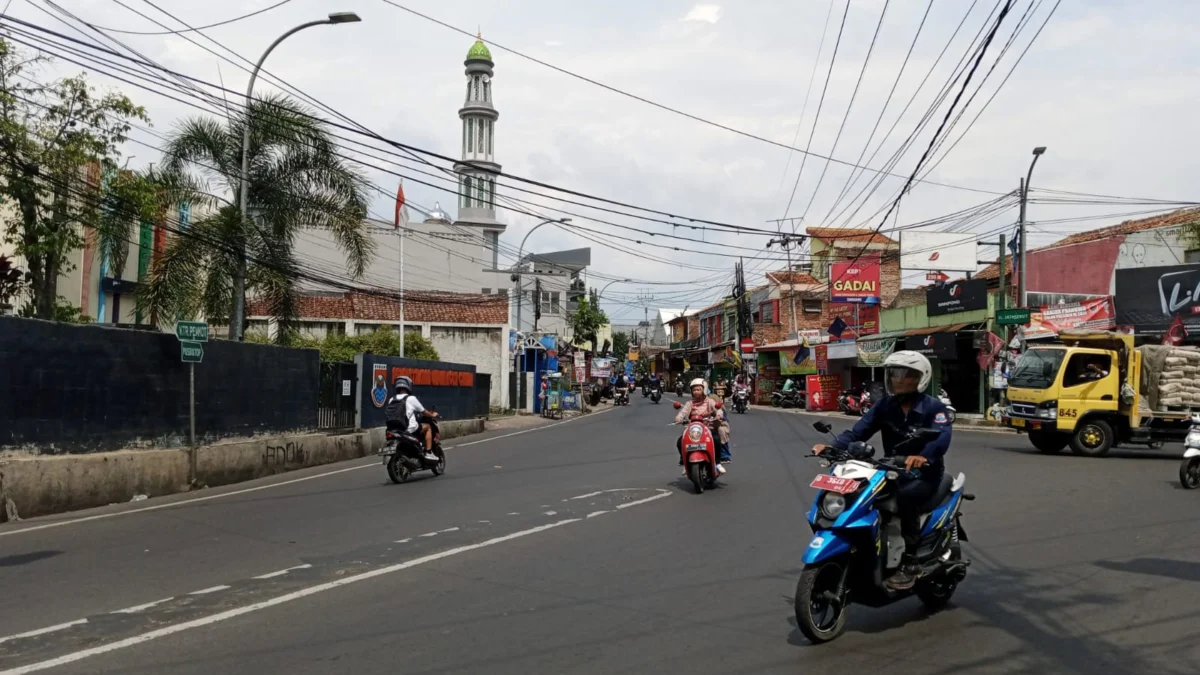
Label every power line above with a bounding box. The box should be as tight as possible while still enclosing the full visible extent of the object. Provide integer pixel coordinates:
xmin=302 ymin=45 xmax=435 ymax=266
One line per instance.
xmin=81 ymin=0 xmax=295 ymax=35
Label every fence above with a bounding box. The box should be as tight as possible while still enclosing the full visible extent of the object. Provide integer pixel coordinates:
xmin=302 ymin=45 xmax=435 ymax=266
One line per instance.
xmin=356 ymin=353 xmax=479 ymax=429
xmin=0 ymin=317 xmax=319 ymax=454
xmin=473 ymin=373 xmax=491 ymax=419
xmin=318 ymin=361 xmax=358 ymax=430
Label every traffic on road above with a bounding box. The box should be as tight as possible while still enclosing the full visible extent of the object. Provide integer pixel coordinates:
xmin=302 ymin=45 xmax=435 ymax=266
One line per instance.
xmin=2 ymin=376 xmax=1198 ymax=675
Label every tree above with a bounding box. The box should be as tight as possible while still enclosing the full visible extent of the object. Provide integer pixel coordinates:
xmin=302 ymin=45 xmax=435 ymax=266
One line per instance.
xmin=0 ymin=40 xmax=158 ymax=319
xmin=0 ymin=254 xmax=27 ymax=312
xmin=246 ymin=327 xmax=439 ymax=363
xmin=612 ymin=330 xmax=630 ymax=360
xmin=569 ymin=287 xmax=609 ymax=350
xmin=139 ymin=94 xmax=372 ymax=338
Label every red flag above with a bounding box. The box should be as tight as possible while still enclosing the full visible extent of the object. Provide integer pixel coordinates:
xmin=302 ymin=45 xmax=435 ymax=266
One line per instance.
xmin=1163 ymin=315 xmax=1187 ymax=346
xmin=394 ymin=181 xmax=406 ymax=229
xmin=977 ymin=332 xmax=1004 ymax=371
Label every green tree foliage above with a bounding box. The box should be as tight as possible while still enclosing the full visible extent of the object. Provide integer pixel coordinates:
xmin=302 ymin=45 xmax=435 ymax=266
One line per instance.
xmin=246 ymin=327 xmax=439 ymax=363
xmin=139 ymin=93 xmax=372 ymax=334
xmin=611 ymin=330 xmax=630 ymax=360
xmin=569 ymin=287 xmax=609 ymax=349
xmin=0 ymin=39 xmax=159 ymax=320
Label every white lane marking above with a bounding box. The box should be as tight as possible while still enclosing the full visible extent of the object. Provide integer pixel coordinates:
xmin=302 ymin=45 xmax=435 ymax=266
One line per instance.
xmin=477 ymin=520 xmax=490 ymax=524
xmin=438 ymin=527 xmax=460 ymax=533
xmin=544 ymin=511 xmax=557 ymax=516
xmin=418 ymin=532 xmax=438 ymax=538
xmin=570 ymin=488 xmax=644 ymax=500
xmin=187 ymin=585 xmax=230 ymax=595
xmin=252 ymin=564 xmax=311 ymax=580
xmin=616 ymin=491 xmax=672 ymax=510
xmin=587 ymin=511 xmax=608 ymax=518
xmin=394 ymin=538 xmax=411 ymax=544
xmin=0 ymin=518 xmax=587 ymax=674
xmin=507 ymin=512 xmax=519 ymax=516
xmin=112 ymin=599 xmax=172 ymax=614
xmin=0 ymin=620 xmax=87 ymax=646
xmin=0 ymin=410 xmax=611 ymax=539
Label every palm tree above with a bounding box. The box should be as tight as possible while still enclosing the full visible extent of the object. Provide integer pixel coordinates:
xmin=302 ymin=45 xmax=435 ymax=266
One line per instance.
xmin=138 ymin=94 xmax=372 ymax=337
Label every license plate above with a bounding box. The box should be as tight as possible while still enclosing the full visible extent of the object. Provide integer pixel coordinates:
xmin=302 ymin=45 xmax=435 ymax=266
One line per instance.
xmin=810 ymin=474 xmax=859 ymax=494
xmin=1009 ymin=417 xmax=1025 ymax=428
xmin=686 ymin=443 xmax=706 ymax=451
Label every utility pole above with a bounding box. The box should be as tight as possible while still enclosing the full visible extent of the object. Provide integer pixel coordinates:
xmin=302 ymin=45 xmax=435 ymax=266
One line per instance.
xmin=1018 ymin=146 xmax=1047 ymax=308
xmin=766 ymin=232 xmax=806 ymax=340
xmin=636 ymin=290 xmax=655 ymax=345
xmin=534 ymin=277 xmax=543 ymax=332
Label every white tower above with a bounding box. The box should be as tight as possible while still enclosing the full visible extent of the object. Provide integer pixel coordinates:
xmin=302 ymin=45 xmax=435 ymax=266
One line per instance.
xmin=455 ymin=34 xmax=505 ymax=269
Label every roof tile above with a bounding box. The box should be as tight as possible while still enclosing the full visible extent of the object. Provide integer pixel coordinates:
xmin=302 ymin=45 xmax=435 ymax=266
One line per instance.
xmin=248 ymin=290 xmax=509 ymax=325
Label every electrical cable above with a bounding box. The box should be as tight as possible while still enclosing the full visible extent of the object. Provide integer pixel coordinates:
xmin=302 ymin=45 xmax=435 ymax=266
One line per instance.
xmin=82 ymin=0 xmax=294 ymax=35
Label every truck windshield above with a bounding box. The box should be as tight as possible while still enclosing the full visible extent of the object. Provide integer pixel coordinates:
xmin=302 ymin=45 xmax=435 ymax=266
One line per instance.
xmin=1010 ymin=348 xmax=1066 ymax=389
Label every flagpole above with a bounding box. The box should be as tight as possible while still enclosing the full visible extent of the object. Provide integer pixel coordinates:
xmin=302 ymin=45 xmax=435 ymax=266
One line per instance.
xmin=399 ymin=224 xmax=405 ymax=358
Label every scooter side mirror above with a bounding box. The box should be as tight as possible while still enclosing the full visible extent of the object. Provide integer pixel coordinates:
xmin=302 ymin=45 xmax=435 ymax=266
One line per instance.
xmin=673 ymin=401 xmax=682 ymax=410
xmin=812 ymin=421 xmax=833 ymax=434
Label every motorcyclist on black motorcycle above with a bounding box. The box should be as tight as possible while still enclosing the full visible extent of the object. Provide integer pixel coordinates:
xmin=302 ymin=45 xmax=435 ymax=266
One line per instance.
xmin=385 ymin=375 xmax=440 ymax=461
xmin=812 ymin=351 xmax=952 ymax=591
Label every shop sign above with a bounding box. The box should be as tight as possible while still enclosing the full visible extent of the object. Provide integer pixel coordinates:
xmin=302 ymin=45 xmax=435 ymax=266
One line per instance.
xmin=1025 ymin=297 xmax=1114 ymax=339
xmin=779 ymin=349 xmax=817 ymax=376
xmin=1114 ymin=264 xmax=1200 ymax=334
xmin=828 ymin=302 xmax=880 ymax=337
xmin=857 ymin=338 xmax=896 ymax=367
xmin=830 ymin=258 xmax=881 ymax=303
xmin=904 ymin=332 xmax=957 ymax=359
xmin=806 ymin=374 xmax=842 ymax=411
xmin=927 ymin=278 xmax=988 ymax=316
xmin=815 ymin=344 xmax=828 ymax=373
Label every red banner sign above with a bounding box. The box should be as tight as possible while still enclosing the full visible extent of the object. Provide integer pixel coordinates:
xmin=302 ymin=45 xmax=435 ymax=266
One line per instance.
xmin=1025 ymin=297 xmax=1115 ymax=340
xmin=815 ymin=344 xmax=828 ymax=373
xmin=830 ymin=257 xmax=881 ymax=303
xmin=806 ymin=374 xmax=842 ymax=411
xmin=828 ymin=302 xmax=880 ymax=338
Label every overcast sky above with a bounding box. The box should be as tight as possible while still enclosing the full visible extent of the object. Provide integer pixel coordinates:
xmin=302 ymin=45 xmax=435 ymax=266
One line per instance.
xmin=11 ymin=0 xmax=1199 ymax=320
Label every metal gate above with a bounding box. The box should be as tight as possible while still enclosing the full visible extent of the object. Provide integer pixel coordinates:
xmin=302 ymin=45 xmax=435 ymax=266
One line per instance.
xmin=319 ymin=361 xmax=358 ymax=430
xmin=473 ymin=373 xmax=491 ymax=418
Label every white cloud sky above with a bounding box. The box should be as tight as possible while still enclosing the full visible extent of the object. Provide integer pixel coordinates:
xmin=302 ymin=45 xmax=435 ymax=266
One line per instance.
xmin=14 ymin=0 xmax=1200 ymax=320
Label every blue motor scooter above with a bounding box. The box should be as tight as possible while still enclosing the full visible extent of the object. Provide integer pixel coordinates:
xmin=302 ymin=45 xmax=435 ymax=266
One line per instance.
xmin=795 ymin=421 xmax=975 ymax=643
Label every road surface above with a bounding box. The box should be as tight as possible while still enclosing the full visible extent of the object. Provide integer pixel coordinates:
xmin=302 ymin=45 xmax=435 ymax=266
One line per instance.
xmin=2 ymin=397 xmax=1199 ymax=674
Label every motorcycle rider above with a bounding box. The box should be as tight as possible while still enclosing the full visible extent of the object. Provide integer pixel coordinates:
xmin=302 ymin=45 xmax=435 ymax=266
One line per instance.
xmin=385 ymin=375 xmax=440 ymax=461
xmin=674 ymin=378 xmax=731 ymax=473
xmin=812 ymin=351 xmax=952 ymax=591
xmin=615 ymin=372 xmax=630 ymax=403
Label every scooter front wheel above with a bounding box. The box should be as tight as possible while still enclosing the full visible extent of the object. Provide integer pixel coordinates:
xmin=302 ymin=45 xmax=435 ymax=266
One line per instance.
xmin=795 ymin=562 xmax=848 ymax=644
xmin=430 ymin=446 xmax=447 ymax=476
xmin=1180 ymin=457 xmax=1200 ymax=489
xmin=686 ymin=462 xmax=707 ymax=494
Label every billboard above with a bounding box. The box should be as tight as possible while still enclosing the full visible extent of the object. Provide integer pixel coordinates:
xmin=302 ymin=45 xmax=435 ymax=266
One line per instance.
xmin=828 ymin=302 xmax=880 ymax=338
xmin=926 ymin=278 xmax=988 ymax=316
xmin=900 ymin=231 xmax=977 ymax=272
xmin=1025 ymin=297 xmax=1115 ymax=340
xmin=1115 ymin=264 xmax=1200 ymax=334
xmin=779 ymin=349 xmax=817 ymax=376
xmin=830 ymin=257 xmax=881 ymax=303
xmin=806 ymin=375 xmax=842 ymax=411
xmin=590 ymin=357 xmax=615 ymax=379
xmin=904 ymin=333 xmax=957 ymax=359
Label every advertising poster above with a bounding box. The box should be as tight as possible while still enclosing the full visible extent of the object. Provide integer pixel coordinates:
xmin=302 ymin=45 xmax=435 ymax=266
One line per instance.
xmin=815 ymin=344 xmax=829 ymax=373
xmin=1115 ymin=264 xmax=1200 ymax=334
xmin=590 ymin=357 xmax=614 ymax=379
xmin=830 ymin=257 xmax=882 ymax=303
xmin=926 ymin=278 xmax=988 ymax=316
xmin=1026 ymin=297 xmax=1115 ymax=340
xmin=828 ymin=302 xmax=880 ymax=338
xmin=806 ymin=374 xmax=842 ymax=411
xmin=540 ymin=335 xmax=559 ymax=372
xmin=903 ymin=333 xmax=957 ymax=359
xmin=779 ymin=349 xmax=817 ymax=376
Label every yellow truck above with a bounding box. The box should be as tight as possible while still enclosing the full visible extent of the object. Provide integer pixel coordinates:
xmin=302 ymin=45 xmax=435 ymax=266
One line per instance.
xmin=1002 ymin=330 xmax=1192 ymax=456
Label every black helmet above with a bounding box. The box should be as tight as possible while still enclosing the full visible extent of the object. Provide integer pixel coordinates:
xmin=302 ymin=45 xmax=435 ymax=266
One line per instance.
xmin=393 ymin=375 xmax=413 ymax=393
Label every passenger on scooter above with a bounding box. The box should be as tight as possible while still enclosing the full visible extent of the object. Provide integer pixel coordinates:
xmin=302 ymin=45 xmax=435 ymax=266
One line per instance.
xmin=674 ymin=378 xmax=731 ymax=472
xmin=385 ymin=376 xmax=440 ymax=461
xmin=812 ymin=351 xmax=952 ymax=591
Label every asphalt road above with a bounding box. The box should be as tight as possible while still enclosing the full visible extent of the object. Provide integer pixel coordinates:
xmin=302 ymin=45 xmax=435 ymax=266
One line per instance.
xmin=2 ymin=397 xmax=1200 ymax=674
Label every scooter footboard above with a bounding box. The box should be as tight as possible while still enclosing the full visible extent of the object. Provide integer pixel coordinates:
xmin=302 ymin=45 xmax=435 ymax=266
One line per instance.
xmin=803 ymin=530 xmax=852 ymax=565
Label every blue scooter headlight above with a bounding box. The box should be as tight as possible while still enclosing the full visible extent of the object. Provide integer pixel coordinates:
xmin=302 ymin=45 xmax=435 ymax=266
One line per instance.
xmin=820 ymin=492 xmax=846 ymax=519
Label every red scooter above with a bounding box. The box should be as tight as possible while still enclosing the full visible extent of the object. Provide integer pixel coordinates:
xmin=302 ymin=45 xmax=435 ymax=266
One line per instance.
xmin=673 ymin=400 xmax=724 ymax=494
xmin=838 ymin=387 xmax=871 ymax=416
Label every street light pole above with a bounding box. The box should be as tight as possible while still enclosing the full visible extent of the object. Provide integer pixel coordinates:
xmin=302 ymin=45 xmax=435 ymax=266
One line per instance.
xmin=231 ymin=12 xmax=361 ymax=341
xmin=513 ymin=217 xmax=571 ymax=411
xmin=1017 ymin=146 xmax=1046 ymax=309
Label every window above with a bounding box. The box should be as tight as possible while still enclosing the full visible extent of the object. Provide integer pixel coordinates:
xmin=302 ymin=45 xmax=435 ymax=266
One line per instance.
xmin=483 ymin=79 xmax=490 ymax=102
xmin=466 ymin=119 xmax=474 ymax=154
xmin=482 ymin=288 xmax=491 ymax=295
xmin=803 ymin=299 xmax=822 ymax=314
xmin=487 ymin=120 xmax=494 ymax=155
xmin=463 ymin=176 xmax=474 ymax=209
xmin=485 ymin=230 xmax=499 ymax=267
xmin=466 ymin=81 xmax=471 ymax=102
xmin=759 ymin=301 xmax=774 ymax=324
xmin=1187 ymin=249 xmax=1200 ymax=263
xmin=540 ymin=291 xmax=560 ymax=316
xmin=497 ymin=288 xmax=508 ymax=298
xmin=476 ymin=176 xmax=486 ymax=207
xmin=1062 ymin=353 xmax=1112 ymax=388
xmin=477 ymin=120 xmax=485 ymax=153
xmin=472 ymin=76 xmax=480 ymax=100
xmin=487 ymin=178 xmax=495 ymax=207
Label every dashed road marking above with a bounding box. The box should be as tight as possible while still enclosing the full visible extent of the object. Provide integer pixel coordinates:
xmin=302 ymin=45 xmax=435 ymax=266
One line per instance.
xmin=587 ymin=511 xmax=608 ymax=518
xmin=252 ymin=564 xmax=311 ymax=580
xmin=0 ymin=620 xmax=87 ymax=646
xmin=112 ymin=599 xmax=172 ymax=615
xmin=187 ymin=586 xmax=230 ymax=595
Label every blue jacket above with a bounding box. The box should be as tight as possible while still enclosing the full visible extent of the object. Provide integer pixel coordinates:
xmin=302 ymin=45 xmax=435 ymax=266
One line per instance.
xmin=832 ymin=393 xmax=952 ymax=482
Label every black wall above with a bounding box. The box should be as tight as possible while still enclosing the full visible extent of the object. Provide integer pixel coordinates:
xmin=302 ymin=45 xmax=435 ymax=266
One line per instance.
xmin=0 ymin=317 xmax=319 ymax=453
xmin=359 ymin=354 xmax=478 ymax=428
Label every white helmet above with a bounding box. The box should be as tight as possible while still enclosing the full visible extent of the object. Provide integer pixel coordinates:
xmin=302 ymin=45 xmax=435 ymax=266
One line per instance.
xmin=690 ymin=378 xmax=707 ymax=390
xmin=882 ymin=350 xmax=932 ymax=395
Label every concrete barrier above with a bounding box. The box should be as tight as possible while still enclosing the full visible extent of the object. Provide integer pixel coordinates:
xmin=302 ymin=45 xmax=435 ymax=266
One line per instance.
xmin=0 ymin=418 xmax=488 ymax=521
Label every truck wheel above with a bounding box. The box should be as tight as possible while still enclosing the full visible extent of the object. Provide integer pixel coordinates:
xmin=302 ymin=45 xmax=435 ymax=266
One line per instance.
xmin=1029 ymin=430 xmax=1069 ymax=455
xmin=1070 ymin=419 xmax=1114 ymax=457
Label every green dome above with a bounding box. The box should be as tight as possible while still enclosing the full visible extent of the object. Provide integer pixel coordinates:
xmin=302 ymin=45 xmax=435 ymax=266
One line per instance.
xmin=467 ymin=38 xmax=492 ymax=61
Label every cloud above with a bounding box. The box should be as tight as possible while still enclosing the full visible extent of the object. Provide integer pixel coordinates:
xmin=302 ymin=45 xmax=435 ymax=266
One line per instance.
xmin=544 ymin=40 xmax=562 ymax=47
xmin=683 ymin=4 xmax=721 ymax=24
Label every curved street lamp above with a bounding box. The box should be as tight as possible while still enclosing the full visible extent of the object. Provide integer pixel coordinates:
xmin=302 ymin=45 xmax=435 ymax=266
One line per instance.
xmin=230 ymin=12 xmax=362 ymax=340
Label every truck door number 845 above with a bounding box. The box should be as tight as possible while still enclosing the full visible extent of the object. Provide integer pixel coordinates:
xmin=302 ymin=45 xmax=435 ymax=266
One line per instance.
xmin=1060 ymin=408 xmax=1078 ymax=418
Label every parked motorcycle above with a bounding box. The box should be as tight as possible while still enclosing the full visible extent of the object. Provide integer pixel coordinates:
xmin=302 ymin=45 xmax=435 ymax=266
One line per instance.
xmin=795 ymin=421 xmax=974 ymax=643
xmin=837 ymin=387 xmax=869 ymax=416
xmin=1178 ymin=414 xmax=1200 ymax=489
xmin=938 ymin=389 xmax=957 ymax=424
xmin=771 ymin=389 xmax=804 ymax=409
xmin=733 ymin=387 xmax=750 ymax=414
xmin=673 ymin=400 xmax=725 ymax=494
xmin=381 ymin=414 xmax=446 ymax=484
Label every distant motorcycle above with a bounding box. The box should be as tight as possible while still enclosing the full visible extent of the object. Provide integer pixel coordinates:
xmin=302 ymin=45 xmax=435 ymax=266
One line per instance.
xmin=642 ymin=384 xmax=650 ymax=398
xmin=938 ymin=389 xmax=957 ymax=424
xmin=650 ymin=384 xmax=663 ymax=404
xmin=381 ymin=414 xmax=445 ymax=484
xmin=675 ymin=380 xmax=685 ymax=397
xmin=614 ymin=387 xmax=630 ymax=406
xmin=1178 ymin=414 xmax=1200 ymax=489
xmin=733 ymin=387 xmax=750 ymax=414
